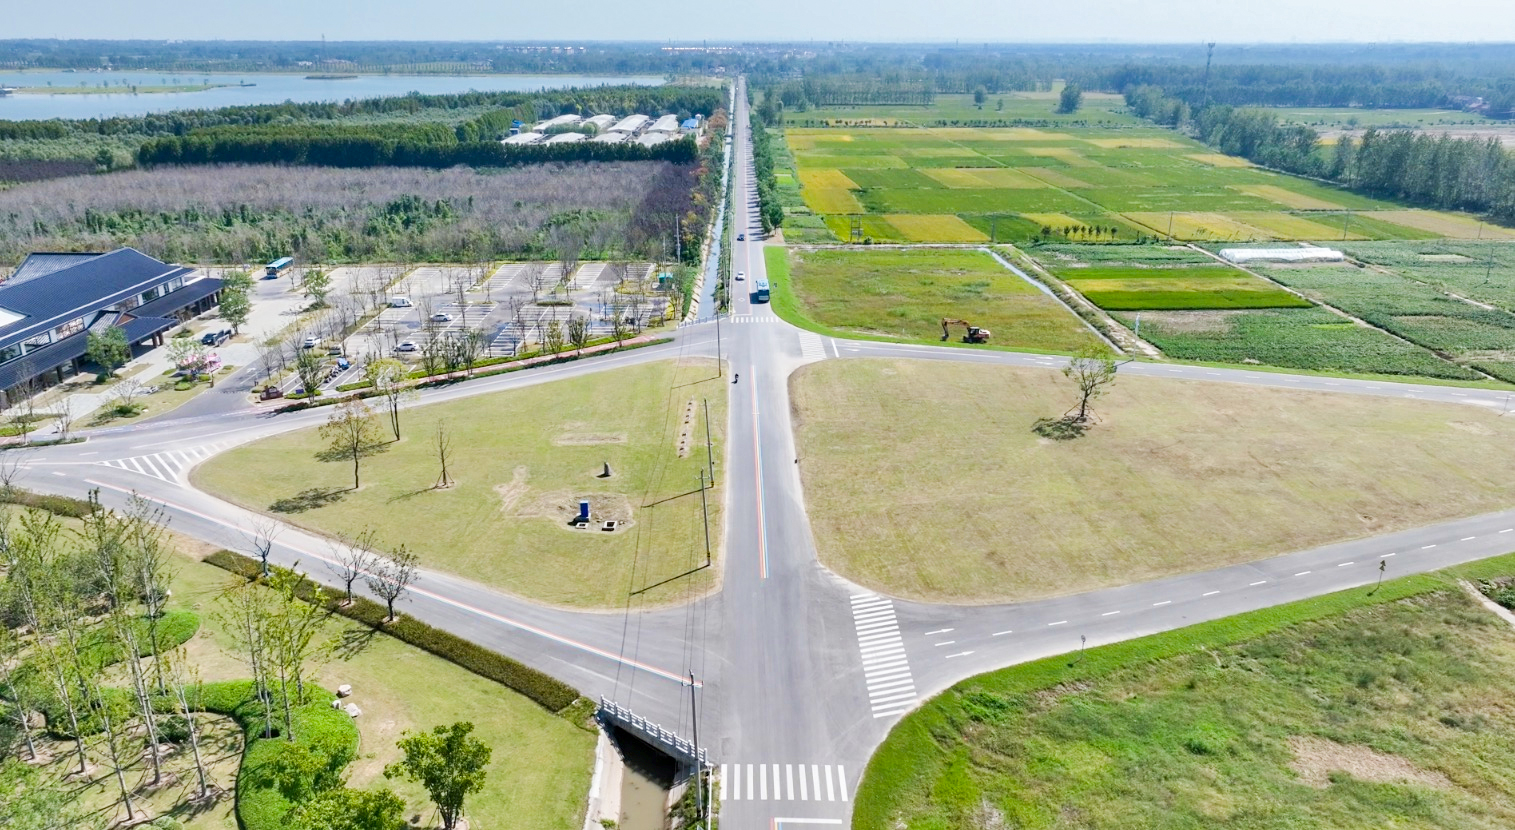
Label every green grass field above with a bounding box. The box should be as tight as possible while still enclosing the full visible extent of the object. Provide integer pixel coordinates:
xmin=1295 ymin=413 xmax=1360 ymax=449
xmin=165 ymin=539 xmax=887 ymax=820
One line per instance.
xmin=792 ymin=358 xmax=1515 ymax=603
xmin=853 ymin=556 xmax=1515 ymax=830
xmin=779 ymin=247 xmax=1100 ymax=353
xmin=778 ymin=100 xmax=1505 ymax=244
xmin=194 ymin=359 xmax=725 ymax=608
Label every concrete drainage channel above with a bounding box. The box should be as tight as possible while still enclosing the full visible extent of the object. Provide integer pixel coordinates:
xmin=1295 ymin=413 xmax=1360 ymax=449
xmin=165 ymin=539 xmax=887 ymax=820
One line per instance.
xmin=583 ymin=726 xmax=684 ymax=830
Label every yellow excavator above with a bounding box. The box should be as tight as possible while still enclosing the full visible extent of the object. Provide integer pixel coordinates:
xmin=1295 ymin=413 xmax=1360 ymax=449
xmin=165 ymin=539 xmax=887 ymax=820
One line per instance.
xmin=941 ymin=318 xmax=991 ymax=344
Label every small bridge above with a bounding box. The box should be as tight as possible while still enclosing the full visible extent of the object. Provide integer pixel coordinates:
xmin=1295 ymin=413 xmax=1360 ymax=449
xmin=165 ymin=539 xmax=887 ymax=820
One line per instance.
xmin=597 ymin=697 xmax=709 ymax=769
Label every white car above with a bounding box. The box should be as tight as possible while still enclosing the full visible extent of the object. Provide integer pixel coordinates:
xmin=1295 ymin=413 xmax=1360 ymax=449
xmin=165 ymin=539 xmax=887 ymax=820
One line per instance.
xmin=396 ymin=341 xmax=418 ymax=353
xmin=302 ymin=336 xmax=319 ymax=349
xmin=430 ymin=312 xmax=454 ymax=323
xmin=736 ymin=271 xmax=745 ymax=281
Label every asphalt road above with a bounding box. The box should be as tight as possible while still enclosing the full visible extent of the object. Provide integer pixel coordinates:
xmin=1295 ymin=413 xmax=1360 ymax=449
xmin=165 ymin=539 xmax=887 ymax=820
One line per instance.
xmin=16 ymin=79 xmax=1515 ymax=829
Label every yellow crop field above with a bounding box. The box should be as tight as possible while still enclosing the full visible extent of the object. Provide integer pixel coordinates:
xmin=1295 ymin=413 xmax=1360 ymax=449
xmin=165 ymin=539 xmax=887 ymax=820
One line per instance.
xmin=804 ymin=187 xmax=867 ymax=215
xmin=1023 ymin=147 xmax=1097 ymax=167
xmin=1125 ymin=212 xmax=1271 ymax=241
xmin=1023 ymin=168 xmax=1094 ymax=188
xmin=1226 ymin=211 xmax=1364 ymax=240
xmin=1232 ymin=184 xmax=1347 ymax=210
xmin=930 ymin=127 xmax=1074 ymax=141
xmin=1186 ymin=153 xmax=1254 ymax=168
xmin=883 ymin=214 xmax=990 ymax=243
xmin=1085 ymin=137 xmax=1184 ymax=149
xmin=901 ymin=147 xmax=970 ymax=157
xmin=1019 ymin=213 xmax=1082 ymax=228
xmin=1368 ymin=210 xmax=1515 ymax=239
xmin=922 ymin=168 xmax=1047 ymax=188
xmin=799 ymin=169 xmax=861 ymax=191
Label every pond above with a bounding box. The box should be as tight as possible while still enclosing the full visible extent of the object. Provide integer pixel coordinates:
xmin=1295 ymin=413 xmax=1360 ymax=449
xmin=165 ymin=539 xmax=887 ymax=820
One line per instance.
xmin=0 ymin=71 xmax=663 ymax=120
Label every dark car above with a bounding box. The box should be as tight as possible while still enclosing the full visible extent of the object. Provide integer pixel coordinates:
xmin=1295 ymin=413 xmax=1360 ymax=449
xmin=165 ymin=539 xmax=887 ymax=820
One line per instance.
xmin=200 ymin=329 xmax=231 ymax=346
xmin=259 ymin=386 xmax=284 ymax=401
xmin=737 ymin=233 xmax=745 ymax=241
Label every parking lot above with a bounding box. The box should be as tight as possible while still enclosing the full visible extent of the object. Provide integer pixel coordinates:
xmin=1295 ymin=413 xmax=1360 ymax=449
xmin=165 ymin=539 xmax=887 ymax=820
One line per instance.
xmin=267 ymin=260 xmax=674 ymax=398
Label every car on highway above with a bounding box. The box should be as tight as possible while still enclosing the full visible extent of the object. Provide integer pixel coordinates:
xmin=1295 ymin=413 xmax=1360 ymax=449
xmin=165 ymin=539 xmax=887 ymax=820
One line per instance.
xmin=430 ymin=312 xmax=454 ymax=323
xmin=737 ymin=233 xmax=745 ymax=241
xmin=395 ymin=340 xmax=418 ymax=353
xmin=301 ymin=336 xmax=319 ymax=349
xmin=736 ymin=271 xmax=745 ymax=281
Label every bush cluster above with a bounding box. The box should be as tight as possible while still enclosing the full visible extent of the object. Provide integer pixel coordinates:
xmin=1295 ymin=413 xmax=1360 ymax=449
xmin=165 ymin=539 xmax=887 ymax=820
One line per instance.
xmin=204 ymin=551 xmax=581 ymax=713
xmin=0 ymin=488 xmax=95 ymax=517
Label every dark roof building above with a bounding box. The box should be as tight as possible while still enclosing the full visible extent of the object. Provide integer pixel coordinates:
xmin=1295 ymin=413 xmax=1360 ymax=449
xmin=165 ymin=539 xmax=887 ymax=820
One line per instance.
xmin=0 ymin=248 xmax=223 ymax=403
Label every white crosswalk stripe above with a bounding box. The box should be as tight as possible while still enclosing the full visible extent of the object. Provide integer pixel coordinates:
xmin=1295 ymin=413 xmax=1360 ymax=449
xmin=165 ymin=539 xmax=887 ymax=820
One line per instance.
xmin=718 ymin=763 xmax=849 ymax=802
xmin=851 ymin=593 xmax=917 ymax=718
xmin=97 ymin=443 xmax=230 ymax=484
xmin=798 ymin=332 xmax=827 ymax=360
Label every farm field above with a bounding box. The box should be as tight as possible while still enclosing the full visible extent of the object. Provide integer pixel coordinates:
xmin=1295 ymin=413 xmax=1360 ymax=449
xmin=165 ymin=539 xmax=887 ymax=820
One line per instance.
xmin=1251 ymin=258 xmax=1515 ymax=382
xmin=779 ymin=100 xmax=1510 ymax=244
xmin=789 ymin=91 xmax=1139 ymax=127
xmin=853 ymin=562 xmax=1515 ymax=830
xmin=1032 ymin=246 xmax=1311 ymax=311
xmin=791 ymin=358 xmax=1515 ymax=603
xmin=1340 ymin=240 xmax=1515 ymax=309
xmin=778 ymin=246 xmax=1100 ymax=352
xmin=194 ymin=359 xmax=726 ymax=608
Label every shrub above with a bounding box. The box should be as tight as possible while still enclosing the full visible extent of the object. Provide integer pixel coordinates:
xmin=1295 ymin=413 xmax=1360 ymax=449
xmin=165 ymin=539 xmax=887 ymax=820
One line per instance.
xmin=0 ymin=488 xmax=94 ymax=517
xmin=204 ymin=550 xmax=580 ymax=713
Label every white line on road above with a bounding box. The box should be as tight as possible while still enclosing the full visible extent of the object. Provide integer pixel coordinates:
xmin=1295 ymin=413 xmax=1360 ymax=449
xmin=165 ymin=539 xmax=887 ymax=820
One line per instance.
xmin=1203 ymin=591 xmax=1220 ymax=597
xmin=944 ymin=651 xmax=975 ymax=659
xmin=992 ymin=630 xmax=1013 ymax=636
xmin=1048 ymin=620 xmax=1067 ymax=626
xmin=1422 ymin=544 xmax=1437 ymax=549
xmin=923 ymin=628 xmax=954 ymax=636
xmin=1503 ymin=529 xmax=1514 ymax=534
xmin=1153 ymin=600 xmax=1172 ymax=607
xmin=1295 ymin=571 xmax=1312 ymax=576
xmin=1250 ymin=580 xmax=1268 ymax=586
xmin=1101 ymin=610 xmax=1120 ymax=616
xmin=933 ymin=641 xmax=956 ymax=646
xmin=1384 ymin=553 xmax=1397 ymax=557
xmin=1338 ymin=562 xmax=1353 ymax=567
xmin=1462 ymin=536 xmax=1477 ymax=541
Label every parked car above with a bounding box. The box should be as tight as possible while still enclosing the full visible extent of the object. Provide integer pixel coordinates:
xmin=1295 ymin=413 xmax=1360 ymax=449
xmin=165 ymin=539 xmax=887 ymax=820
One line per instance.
xmin=326 ymin=344 xmax=343 ymax=356
xmin=736 ymin=271 xmax=745 ymax=281
xmin=737 ymin=233 xmax=745 ymax=241
xmin=336 ymin=358 xmax=351 ymax=371
xmin=200 ymin=329 xmax=231 ymax=346
xmin=259 ymin=386 xmax=284 ymax=401
xmin=430 ymin=312 xmax=454 ymax=323
xmin=302 ymin=336 xmax=319 ymax=349
xmin=396 ymin=341 xmax=418 ymax=353
xmin=389 ymin=296 xmax=413 ymax=308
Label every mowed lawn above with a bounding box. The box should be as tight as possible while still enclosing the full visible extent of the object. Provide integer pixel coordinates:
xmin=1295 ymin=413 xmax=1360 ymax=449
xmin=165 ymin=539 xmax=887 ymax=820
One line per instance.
xmin=854 ymin=578 xmax=1515 ymax=830
xmin=792 ymin=358 xmax=1515 ymax=603
xmin=162 ymin=554 xmax=594 ymax=830
xmin=783 ymin=247 xmax=1100 ymax=352
xmin=194 ymin=359 xmax=725 ymax=608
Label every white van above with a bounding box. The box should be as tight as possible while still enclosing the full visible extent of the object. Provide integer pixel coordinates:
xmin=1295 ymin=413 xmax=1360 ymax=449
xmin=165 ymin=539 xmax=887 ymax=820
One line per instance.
xmin=388 ymin=296 xmax=413 ymax=308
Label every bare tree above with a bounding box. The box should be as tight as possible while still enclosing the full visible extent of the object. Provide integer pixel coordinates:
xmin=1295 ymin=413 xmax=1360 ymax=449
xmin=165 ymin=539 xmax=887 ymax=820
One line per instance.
xmin=107 ymin=378 xmax=146 ymax=415
xmin=365 ymin=358 xmax=414 ymax=440
xmin=525 ymin=264 xmax=548 ymax=304
xmin=166 ymin=647 xmax=213 ymax=800
xmin=243 ymin=515 xmax=282 ymax=578
xmin=1063 ymin=346 xmax=1118 ymax=424
xmin=435 ymin=420 xmax=454 ymax=489
xmin=366 ymin=545 xmax=420 ymax=622
xmin=327 ymin=527 xmax=380 ymax=606
xmin=0 ymin=448 xmax=26 ymax=494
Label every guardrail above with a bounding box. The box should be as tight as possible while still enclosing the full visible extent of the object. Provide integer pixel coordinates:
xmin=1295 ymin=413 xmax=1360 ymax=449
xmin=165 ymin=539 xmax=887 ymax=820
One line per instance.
xmin=597 ymin=696 xmax=709 ymax=768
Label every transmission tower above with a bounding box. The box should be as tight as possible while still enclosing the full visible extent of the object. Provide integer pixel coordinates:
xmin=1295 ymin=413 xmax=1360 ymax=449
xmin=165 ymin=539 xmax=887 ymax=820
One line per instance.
xmin=1202 ymin=42 xmax=1217 ymax=109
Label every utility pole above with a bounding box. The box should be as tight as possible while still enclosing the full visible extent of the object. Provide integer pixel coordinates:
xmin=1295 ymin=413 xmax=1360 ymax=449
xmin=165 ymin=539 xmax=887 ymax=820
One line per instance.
xmin=689 ymin=671 xmax=703 ymax=819
xmin=699 ymin=470 xmax=711 ymax=567
xmin=703 ymin=398 xmax=715 ymax=483
xmin=1201 ymin=42 xmax=1216 ymax=109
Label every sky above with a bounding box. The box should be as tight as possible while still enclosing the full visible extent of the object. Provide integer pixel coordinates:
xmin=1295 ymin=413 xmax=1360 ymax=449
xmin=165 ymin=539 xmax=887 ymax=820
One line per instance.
xmin=9 ymin=0 xmax=1515 ymax=44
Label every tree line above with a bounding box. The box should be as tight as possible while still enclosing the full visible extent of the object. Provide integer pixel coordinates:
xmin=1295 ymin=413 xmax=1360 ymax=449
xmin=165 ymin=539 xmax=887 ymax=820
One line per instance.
xmin=1127 ymin=85 xmax=1515 ymax=223
xmin=749 ymin=111 xmax=785 ymax=233
xmin=136 ymin=130 xmax=698 ymax=169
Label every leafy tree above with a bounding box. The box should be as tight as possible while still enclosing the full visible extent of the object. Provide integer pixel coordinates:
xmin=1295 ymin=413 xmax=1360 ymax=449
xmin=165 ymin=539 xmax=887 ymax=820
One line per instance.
xmin=0 ymin=759 xmax=98 ymax=830
xmin=320 ymin=398 xmax=384 ymax=490
xmin=1057 ymin=83 xmax=1084 ymax=114
xmin=303 ymin=269 xmax=333 ymax=309
xmin=86 ymin=325 xmax=130 ymax=377
xmin=219 ymin=285 xmax=252 ymax=333
xmin=286 ymin=786 xmax=408 ymax=830
xmin=567 ymin=314 xmax=590 ymax=355
xmin=295 ymin=343 xmax=325 ymax=396
xmin=384 ymin=722 xmax=492 ymax=830
xmin=972 ymin=86 xmax=988 ymax=107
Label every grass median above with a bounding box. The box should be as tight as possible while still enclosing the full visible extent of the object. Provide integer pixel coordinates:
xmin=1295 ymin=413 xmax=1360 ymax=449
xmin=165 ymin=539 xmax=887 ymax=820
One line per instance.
xmin=194 ymin=358 xmax=725 ymax=608
xmin=855 ymin=555 xmax=1515 ymax=830
xmin=792 ymin=358 xmax=1515 ymax=604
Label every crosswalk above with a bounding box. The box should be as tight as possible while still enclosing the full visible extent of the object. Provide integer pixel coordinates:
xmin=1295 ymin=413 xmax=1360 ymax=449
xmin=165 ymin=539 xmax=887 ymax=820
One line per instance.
xmin=97 ymin=443 xmax=231 ymax=484
xmin=719 ymin=763 xmax=849 ymax=802
xmin=851 ymin=594 xmax=918 ymax=718
xmin=728 ymin=314 xmax=779 ymax=324
xmin=798 ymin=332 xmax=827 ymax=360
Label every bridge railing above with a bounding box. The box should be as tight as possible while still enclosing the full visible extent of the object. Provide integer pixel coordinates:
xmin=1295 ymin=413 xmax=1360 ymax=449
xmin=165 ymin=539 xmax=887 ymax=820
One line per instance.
xmin=597 ymin=696 xmax=709 ymax=768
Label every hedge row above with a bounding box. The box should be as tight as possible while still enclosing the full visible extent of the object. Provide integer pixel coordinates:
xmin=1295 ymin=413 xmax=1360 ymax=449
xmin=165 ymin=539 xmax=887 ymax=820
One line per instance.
xmin=0 ymin=487 xmax=95 ymax=517
xmin=204 ymin=550 xmax=582 ymax=713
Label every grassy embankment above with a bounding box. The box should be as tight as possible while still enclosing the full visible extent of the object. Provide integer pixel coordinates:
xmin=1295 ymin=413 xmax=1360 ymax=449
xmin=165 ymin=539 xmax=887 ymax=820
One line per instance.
xmin=195 ymin=358 xmax=726 ymax=608
xmin=792 ymin=358 xmax=1515 ymax=604
xmin=855 ymin=553 xmax=1515 ymax=830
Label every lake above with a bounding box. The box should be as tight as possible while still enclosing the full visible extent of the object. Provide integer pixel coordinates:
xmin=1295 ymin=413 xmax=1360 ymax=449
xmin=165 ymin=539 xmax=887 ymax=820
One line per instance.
xmin=0 ymin=71 xmax=663 ymax=120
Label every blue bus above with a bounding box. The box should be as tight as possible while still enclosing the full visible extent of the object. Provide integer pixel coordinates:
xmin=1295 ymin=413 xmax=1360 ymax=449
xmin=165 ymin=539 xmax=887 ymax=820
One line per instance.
xmin=751 ymin=277 xmax=771 ymax=303
xmin=264 ymin=256 xmax=294 ymax=278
